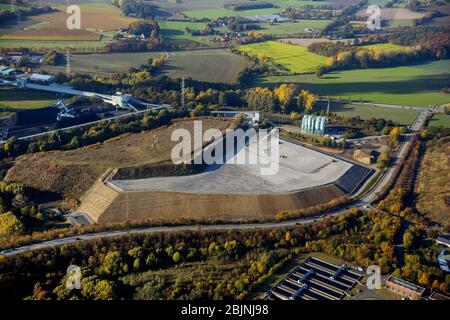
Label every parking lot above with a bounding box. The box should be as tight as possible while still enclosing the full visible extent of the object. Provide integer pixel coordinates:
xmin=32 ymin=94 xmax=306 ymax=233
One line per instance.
xmin=268 ymin=256 xmax=363 ymax=301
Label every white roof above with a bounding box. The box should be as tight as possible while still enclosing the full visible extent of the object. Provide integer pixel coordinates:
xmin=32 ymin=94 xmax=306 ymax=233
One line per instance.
xmin=30 ymin=73 xmax=54 ymax=81
xmin=0 ymin=68 xmax=15 ymax=74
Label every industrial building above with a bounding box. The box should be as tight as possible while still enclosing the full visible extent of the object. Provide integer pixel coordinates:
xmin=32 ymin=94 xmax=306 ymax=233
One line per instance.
xmin=301 ymin=115 xmax=328 ymax=135
xmin=29 ymin=73 xmax=55 ymax=85
xmin=267 ymin=256 xmax=362 ymax=300
xmin=438 ymin=250 xmax=450 ymax=273
xmin=385 ymin=276 xmax=425 ymax=300
xmin=436 ymin=234 xmax=450 ymax=248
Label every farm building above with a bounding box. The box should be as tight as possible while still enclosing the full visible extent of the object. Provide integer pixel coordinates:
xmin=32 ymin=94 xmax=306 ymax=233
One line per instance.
xmin=385 ymin=276 xmax=425 ymax=300
xmin=245 ymin=14 xmax=291 ymax=23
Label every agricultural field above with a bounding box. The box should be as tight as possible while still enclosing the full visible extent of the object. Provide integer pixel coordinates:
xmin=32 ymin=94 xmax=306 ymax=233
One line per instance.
xmin=253 ymin=20 xmax=333 ymax=36
xmin=0 ymin=87 xmax=58 ymax=116
xmin=238 ymin=41 xmax=327 ymax=73
xmin=415 ymin=138 xmax=450 ymax=228
xmin=428 ymin=113 xmax=450 ymax=128
xmin=159 ymin=20 xmax=208 ymax=44
xmin=6 ymin=118 xmax=231 ymax=200
xmin=160 ymin=49 xmax=248 ymax=83
xmin=41 ymin=49 xmax=247 ymax=83
xmin=41 ymin=51 xmax=165 ymax=74
xmin=178 ymin=0 xmax=331 ymax=19
xmin=315 ymin=103 xmax=418 ymax=125
xmin=388 ymin=19 xmax=413 ymax=28
xmin=356 ymin=7 xmax=424 ymax=21
xmin=258 ymin=60 xmax=450 ymax=107
xmin=0 ymin=2 xmax=136 ymax=46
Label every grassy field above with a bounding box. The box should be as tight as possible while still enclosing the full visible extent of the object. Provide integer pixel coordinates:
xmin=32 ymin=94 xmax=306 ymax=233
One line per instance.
xmin=0 ymin=87 xmax=58 ymax=115
xmin=315 ymin=103 xmax=418 ymax=124
xmin=388 ymin=19 xmax=413 ymax=28
xmin=258 ymin=60 xmax=450 ymax=107
xmin=41 ymin=49 xmax=247 ymax=83
xmin=238 ymin=41 xmax=327 ymax=73
xmin=41 ymin=51 xmax=164 ymax=74
xmin=159 ymin=20 xmax=208 ymax=44
xmin=160 ymin=49 xmax=247 ymax=83
xmin=254 ymin=20 xmax=333 ymax=35
xmin=428 ymin=113 xmax=450 ymax=128
xmin=6 ymin=118 xmax=231 ymax=199
xmin=182 ymin=0 xmax=330 ymax=19
xmin=415 ymin=138 xmax=450 ymax=228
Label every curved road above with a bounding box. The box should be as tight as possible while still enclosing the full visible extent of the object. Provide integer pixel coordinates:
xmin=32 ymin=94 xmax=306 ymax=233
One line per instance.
xmin=0 ymin=107 xmax=432 ymax=257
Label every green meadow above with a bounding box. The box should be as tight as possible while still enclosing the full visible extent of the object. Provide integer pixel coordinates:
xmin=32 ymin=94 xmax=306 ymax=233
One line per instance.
xmin=238 ymin=41 xmax=327 ymax=73
xmin=429 ymin=114 xmax=450 ymax=128
xmin=258 ymin=60 xmax=450 ymax=107
xmin=182 ymin=0 xmax=330 ymax=19
xmin=316 ymin=103 xmax=418 ymax=125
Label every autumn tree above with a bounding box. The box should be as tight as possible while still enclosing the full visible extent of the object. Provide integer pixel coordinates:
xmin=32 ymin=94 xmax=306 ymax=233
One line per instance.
xmin=274 ymin=84 xmax=296 ymax=113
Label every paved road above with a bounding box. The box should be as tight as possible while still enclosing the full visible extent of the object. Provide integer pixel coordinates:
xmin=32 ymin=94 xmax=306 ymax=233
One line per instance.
xmin=1 ymin=202 xmax=367 ymax=257
xmin=360 ymin=108 xmax=429 ymax=204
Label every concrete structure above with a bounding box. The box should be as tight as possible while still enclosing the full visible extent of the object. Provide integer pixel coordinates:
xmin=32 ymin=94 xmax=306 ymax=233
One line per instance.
xmin=77 ymin=136 xmax=371 ymax=223
xmin=385 ymin=276 xmax=425 ymax=300
xmin=268 ymin=256 xmax=362 ymax=300
xmin=428 ymin=292 xmax=450 ymax=300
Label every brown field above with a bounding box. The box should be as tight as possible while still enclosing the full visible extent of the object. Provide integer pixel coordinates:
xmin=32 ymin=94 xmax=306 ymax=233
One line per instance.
xmin=0 ymin=29 xmax=100 ymax=41
xmin=6 ymin=118 xmax=231 ymax=201
xmin=356 ymin=8 xmax=425 ymax=20
xmin=415 ymin=138 xmax=450 ymax=228
xmin=0 ymin=4 xmax=138 ymax=41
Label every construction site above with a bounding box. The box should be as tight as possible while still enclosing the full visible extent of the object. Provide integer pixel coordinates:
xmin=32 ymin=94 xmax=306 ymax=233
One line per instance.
xmin=76 ymin=128 xmax=372 ymax=223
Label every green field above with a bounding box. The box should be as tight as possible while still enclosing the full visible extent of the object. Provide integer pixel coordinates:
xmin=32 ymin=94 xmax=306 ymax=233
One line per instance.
xmin=316 ymin=103 xmax=418 ymax=124
xmin=182 ymin=0 xmax=330 ymax=19
xmin=254 ymin=20 xmax=333 ymax=35
xmin=388 ymin=19 xmax=413 ymax=28
xmin=0 ymin=87 xmax=58 ymax=115
xmin=40 ymin=49 xmax=247 ymax=83
xmin=159 ymin=21 xmax=208 ymax=44
xmin=258 ymin=60 xmax=450 ymax=107
xmin=41 ymin=52 xmax=164 ymax=74
xmin=160 ymin=49 xmax=248 ymax=83
xmin=428 ymin=114 xmax=450 ymax=128
xmin=238 ymin=41 xmax=327 ymax=73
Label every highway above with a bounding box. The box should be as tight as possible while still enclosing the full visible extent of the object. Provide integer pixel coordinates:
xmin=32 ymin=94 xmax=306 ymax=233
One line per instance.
xmin=0 ymin=104 xmax=434 ymax=257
